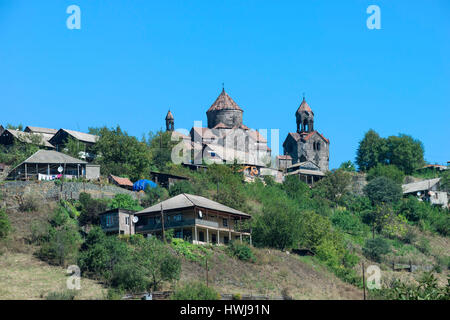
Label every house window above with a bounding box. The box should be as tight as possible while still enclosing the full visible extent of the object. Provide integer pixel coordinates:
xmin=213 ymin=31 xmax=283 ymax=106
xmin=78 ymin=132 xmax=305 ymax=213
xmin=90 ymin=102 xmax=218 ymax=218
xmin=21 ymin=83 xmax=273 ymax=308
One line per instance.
xmin=125 ymin=217 xmax=129 ymax=225
xmin=223 ymin=219 xmax=228 ymax=227
xmin=211 ymin=152 xmax=216 ymax=157
xmin=173 ymin=214 xmax=182 ymax=222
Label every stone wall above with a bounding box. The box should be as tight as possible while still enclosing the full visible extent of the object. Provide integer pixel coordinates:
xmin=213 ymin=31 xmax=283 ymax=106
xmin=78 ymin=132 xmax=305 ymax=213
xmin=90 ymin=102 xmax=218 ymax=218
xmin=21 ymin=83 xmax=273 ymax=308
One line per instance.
xmin=0 ymin=180 xmax=138 ymax=208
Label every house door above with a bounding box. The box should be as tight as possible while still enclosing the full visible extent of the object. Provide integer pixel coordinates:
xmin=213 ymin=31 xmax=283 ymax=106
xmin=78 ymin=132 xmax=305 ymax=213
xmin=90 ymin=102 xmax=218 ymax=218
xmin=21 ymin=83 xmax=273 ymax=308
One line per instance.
xmin=199 ymin=231 xmax=204 ymax=242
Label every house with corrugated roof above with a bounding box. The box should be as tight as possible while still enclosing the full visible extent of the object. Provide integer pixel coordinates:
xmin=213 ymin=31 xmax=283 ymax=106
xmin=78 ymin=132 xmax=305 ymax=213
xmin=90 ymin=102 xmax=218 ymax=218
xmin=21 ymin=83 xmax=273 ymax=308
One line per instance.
xmin=402 ymin=178 xmax=448 ymax=207
xmin=49 ymin=129 xmax=99 ymax=161
xmin=0 ymin=129 xmax=55 ymax=149
xmin=6 ymin=149 xmax=100 ymax=181
xmin=133 ymin=193 xmax=252 ymax=245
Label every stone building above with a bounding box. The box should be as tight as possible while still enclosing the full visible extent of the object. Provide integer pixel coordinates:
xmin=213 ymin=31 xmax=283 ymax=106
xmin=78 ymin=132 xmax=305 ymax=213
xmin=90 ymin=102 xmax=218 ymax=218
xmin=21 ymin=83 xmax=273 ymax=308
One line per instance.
xmin=165 ymin=110 xmax=174 ymax=132
xmin=282 ymin=97 xmax=330 ymax=172
xmin=184 ymin=89 xmax=271 ymax=166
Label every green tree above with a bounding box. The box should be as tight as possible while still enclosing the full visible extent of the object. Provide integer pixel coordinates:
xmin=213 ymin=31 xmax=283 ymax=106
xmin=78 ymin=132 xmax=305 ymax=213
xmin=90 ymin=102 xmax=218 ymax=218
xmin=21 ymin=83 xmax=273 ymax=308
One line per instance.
xmin=314 ymin=169 xmax=352 ymax=206
xmin=385 ymin=134 xmax=424 ymax=174
xmin=110 ymin=194 xmax=143 ymax=211
xmin=168 ymin=180 xmax=195 ymax=197
xmin=362 ymin=238 xmax=390 ymax=263
xmin=78 ymin=227 xmax=131 ymax=281
xmin=38 ymin=206 xmax=82 ymax=266
xmin=63 ymin=136 xmax=85 ymax=159
xmin=356 ymin=129 xmax=387 ymax=171
xmin=339 ymin=160 xmax=356 ymax=172
xmin=367 ymin=164 xmax=405 ymax=184
xmin=252 ymin=198 xmax=300 ymax=250
xmin=364 ymin=176 xmax=402 ymax=205
xmin=77 ymin=193 xmax=111 ymax=226
xmin=131 ymin=236 xmax=181 ymax=291
xmin=92 ymin=126 xmax=151 ymax=181
xmin=0 ymin=209 xmax=11 ymax=239
xmin=147 ymin=130 xmax=178 ymax=171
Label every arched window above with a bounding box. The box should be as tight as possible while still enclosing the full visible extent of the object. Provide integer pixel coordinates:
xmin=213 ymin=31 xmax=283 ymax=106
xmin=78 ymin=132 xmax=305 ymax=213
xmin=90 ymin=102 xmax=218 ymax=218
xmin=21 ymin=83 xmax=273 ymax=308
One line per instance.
xmin=317 ymin=142 xmax=321 ymax=151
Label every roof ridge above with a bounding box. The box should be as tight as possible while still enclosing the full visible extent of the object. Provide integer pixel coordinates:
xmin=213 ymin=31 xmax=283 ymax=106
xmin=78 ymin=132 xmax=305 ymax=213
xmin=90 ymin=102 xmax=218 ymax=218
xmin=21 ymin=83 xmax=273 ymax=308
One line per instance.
xmin=182 ymin=193 xmax=197 ymax=207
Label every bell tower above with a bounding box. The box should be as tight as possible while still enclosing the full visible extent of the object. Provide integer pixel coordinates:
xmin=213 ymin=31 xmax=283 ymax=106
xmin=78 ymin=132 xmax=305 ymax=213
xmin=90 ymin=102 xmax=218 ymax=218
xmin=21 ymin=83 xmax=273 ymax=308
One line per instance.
xmin=296 ymin=97 xmax=314 ymax=133
xmin=165 ymin=110 xmax=174 ymax=132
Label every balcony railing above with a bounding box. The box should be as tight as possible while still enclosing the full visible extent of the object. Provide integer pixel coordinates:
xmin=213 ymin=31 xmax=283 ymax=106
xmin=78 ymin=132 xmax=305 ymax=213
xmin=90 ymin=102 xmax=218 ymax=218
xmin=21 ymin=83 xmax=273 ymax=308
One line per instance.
xmin=135 ymin=218 xmax=223 ymax=232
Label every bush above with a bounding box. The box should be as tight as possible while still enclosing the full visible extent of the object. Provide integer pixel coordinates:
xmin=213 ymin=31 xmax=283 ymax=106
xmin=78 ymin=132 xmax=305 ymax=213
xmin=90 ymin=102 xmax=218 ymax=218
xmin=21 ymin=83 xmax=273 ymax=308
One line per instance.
xmin=169 ymin=181 xmax=195 ymax=197
xmin=364 ymin=176 xmax=402 ymax=205
xmin=362 ymin=238 xmax=390 ymax=262
xmin=78 ymin=192 xmax=111 ymax=226
xmin=227 ymin=241 xmax=255 ymax=262
xmin=46 ymin=290 xmax=78 ymax=300
xmin=106 ymin=288 xmax=124 ymax=300
xmin=367 ymin=164 xmax=405 ymax=184
xmin=0 ymin=209 xmax=11 ymax=239
xmin=19 ymin=194 xmax=40 ymax=212
xmin=171 ymin=282 xmax=220 ymax=300
xmin=331 ymin=209 xmax=365 ymax=235
xmin=111 ymin=194 xmax=142 ymax=211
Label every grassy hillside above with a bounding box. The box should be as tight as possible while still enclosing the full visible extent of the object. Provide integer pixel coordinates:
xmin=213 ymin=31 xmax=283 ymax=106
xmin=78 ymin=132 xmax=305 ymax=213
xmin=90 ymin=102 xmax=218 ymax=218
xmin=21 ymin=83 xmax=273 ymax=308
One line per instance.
xmin=0 ymin=199 xmax=363 ymax=300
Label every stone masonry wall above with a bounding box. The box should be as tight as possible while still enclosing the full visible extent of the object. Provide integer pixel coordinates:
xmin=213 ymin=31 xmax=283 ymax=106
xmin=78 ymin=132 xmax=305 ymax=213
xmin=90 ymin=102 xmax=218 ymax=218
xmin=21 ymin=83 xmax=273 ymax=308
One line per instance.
xmin=0 ymin=181 xmax=138 ymax=208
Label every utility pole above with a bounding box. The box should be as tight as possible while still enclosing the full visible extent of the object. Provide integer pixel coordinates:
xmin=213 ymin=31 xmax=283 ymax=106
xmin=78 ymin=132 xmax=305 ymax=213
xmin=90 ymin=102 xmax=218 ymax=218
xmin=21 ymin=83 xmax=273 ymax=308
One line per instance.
xmin=160 ymin=202 xmax=165 ymax=243
xmin=206 ymin=257 xmax=209 ymax=287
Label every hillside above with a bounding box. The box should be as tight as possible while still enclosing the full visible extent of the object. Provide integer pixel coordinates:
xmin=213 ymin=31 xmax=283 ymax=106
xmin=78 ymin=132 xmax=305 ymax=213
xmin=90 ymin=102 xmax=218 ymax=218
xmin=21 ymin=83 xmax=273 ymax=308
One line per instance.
xmin=0 ymin=198 xmax=362 ymax=300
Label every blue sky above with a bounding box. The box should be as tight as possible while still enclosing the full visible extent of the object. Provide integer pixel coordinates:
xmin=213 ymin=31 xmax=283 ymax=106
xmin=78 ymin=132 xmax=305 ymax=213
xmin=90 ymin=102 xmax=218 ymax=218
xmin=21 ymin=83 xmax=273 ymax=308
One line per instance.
xmin=1 ymin=0 xmax=449 ymax=169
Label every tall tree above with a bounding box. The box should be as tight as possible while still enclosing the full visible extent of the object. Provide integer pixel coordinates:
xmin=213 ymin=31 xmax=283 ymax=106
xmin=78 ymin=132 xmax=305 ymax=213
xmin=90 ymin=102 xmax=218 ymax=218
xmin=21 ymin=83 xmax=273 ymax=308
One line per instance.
xmin=356 ymin=129 xmax=387 ymax=172
xmin=91 ymin=126 xmax=151 ymax=181
xmin=385 ymin=134 xmax=424 ymax=174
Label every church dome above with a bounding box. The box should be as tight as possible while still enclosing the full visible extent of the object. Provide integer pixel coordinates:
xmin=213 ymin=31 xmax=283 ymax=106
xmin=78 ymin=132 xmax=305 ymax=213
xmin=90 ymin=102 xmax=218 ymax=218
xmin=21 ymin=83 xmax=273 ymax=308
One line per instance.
xmin=207 ymin=89 xmax=243 ymax=129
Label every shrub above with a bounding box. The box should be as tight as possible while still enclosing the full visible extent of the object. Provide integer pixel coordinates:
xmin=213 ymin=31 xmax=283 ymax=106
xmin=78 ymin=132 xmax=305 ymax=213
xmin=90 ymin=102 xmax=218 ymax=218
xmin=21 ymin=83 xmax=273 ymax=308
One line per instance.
xmin=416 ymin=237 xmax=431 ymax=256
xmin=46 ymin=290 xmax=78 ymax=300
xmin=0 ymin=209 xmax=11 ymax=239
xmin=331 ymin=209 xmax=365 ymax=235
xmin=111 ymin=194 xmax=142 ymax=211
xmin=110 ymin=262 xmax=148 ymax=293
xmin=362 ymin=238 xmax=390 ymax=262
xmin=169 ymin=180 xmax=195 ymax=197
xmin=106 ymin=288 xmax=124 ymax=300
xmin=78 ymin=193 xmax=111 ymax=226
xmin=38 ymin=221 xmax=82 ymax=267
xmin=364 ymin=176 xmax=402 ymax=205
xmin=227 ymin=241 xmax=255 ymax=262
xmin=171 ymin=282 xmax=220 ymax=300
xmin=232 ymin=293 xmax=242 ymax=300
xmin=19 ymin=194 xmax=40 ymax=212
xmin=367 ymin=164 xmax=405 ymax=184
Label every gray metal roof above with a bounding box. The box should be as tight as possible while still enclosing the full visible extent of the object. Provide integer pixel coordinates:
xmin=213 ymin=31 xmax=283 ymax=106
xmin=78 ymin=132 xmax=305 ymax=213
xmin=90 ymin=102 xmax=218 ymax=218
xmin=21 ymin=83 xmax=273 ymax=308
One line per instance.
xmin=24 ymin=126 xmax=58 ymax=135
xmin=3 ymin=129 xmax=55 ymax=148
xmin=402 ymin=178 xmax=441 ymax=194
xmin=137 ymin=193 xmax=250 ymax=217
xmin=21 ymin=150 xmax=87 ymax=164
xmin=58 ymin=129 xmax=99 ymax=144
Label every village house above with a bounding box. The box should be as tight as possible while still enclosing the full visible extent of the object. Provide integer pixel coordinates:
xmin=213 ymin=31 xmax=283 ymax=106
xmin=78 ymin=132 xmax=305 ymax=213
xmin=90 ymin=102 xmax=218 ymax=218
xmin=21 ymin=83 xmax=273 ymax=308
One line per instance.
xmin=108 ymin=174 xmax=134 ymax=190
xmin=149 ymin=171 xmax=189 ymax=189
xmin=284 ymin=160 xmax=325 ymax=186
xmin=0 ymin=128 xmax=55 ymax=149
xmin=99 ymin=208 xmax=137 ymax=235
xmin=49 ymin=129 xmax=99 ymax=161
xmin=6 ymin=149 xmax=100 ymax=181
xmin=133 ymin=193 xmax=252 ymax=245
xmin=402 ymin=178 xmax=448 ymax=208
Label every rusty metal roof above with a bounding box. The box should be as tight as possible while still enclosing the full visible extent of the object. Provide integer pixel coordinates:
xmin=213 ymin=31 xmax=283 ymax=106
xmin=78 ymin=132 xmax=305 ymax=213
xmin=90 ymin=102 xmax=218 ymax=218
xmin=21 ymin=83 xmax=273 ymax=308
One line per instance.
xmin=207 ymin=89 xmax=243 ymax=112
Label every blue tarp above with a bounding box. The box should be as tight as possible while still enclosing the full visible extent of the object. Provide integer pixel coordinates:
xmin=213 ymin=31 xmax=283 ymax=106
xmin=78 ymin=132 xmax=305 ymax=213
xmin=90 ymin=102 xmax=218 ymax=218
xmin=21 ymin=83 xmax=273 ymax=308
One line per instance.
xmin=133 ymin=179 xmax=157 ymax=191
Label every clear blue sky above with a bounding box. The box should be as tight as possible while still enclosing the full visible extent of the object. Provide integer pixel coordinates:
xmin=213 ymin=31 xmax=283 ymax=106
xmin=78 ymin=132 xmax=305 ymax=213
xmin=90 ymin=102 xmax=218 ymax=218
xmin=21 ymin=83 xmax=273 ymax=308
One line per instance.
xmin=1 ymin=0 xmax=449 ymax=169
